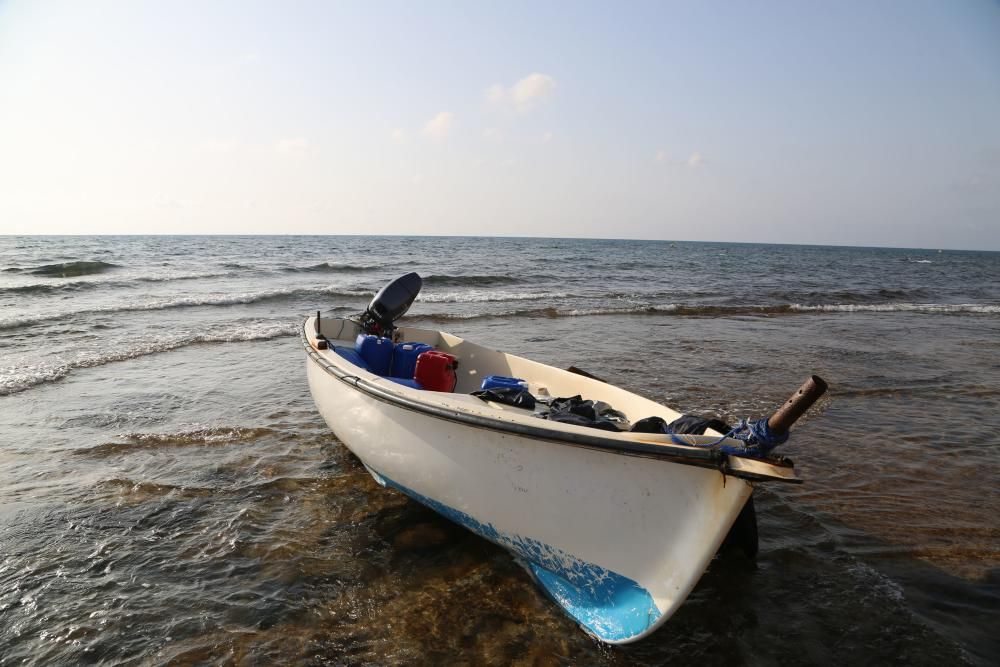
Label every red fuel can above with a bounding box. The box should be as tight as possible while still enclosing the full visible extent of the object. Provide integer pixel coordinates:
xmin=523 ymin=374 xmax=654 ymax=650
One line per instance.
xmin=414 ymin=351 xmax=458 ymax=392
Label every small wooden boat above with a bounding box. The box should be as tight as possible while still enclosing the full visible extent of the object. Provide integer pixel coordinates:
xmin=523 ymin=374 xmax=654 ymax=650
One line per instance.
xmin=303 ymin=274 xmax=825 ymax=643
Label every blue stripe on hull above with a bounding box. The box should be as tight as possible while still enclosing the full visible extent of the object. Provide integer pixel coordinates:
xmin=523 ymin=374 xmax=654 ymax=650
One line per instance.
xmin=367 ymin=466 xmax=661 ymax=642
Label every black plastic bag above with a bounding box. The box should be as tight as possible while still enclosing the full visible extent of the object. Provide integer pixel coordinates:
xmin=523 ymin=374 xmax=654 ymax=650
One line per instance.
xmin=471 ymin=387 xmax=537 ymax=410
xmin=539 ymin=395 xmax=629 ymax=432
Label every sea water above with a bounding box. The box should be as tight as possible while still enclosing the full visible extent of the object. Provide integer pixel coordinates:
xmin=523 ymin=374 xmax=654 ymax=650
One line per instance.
xmin=1 ymin=236 xmax=997 ymax=664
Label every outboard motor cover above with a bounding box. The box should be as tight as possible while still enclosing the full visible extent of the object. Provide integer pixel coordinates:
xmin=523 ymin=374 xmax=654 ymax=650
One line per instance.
xmin=361 ymin=272 xmax=422 ymax=335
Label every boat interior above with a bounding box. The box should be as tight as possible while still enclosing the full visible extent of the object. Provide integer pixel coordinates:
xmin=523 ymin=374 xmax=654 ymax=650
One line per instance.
xmin=310 ymin=314 xmax=685 ymax=424
xmin=306 ymin=315 xmax=801 ymax=483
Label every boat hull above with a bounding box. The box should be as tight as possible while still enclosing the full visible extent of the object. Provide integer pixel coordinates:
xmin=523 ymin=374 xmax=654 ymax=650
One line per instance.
xmin=305 ymin=349 xmax=752 ymax=643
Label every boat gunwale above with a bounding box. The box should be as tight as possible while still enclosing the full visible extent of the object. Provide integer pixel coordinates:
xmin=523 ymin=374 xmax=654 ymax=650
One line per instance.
xmin=301 ymin=319 xmax=800 ymax=481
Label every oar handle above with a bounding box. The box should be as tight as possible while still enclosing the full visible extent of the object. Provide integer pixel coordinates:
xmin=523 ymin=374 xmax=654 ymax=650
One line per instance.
xmin=767 ymin=375 xmax=828 ymax=435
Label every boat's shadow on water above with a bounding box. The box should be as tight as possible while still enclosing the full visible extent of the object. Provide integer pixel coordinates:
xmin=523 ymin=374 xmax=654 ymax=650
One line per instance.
xmin=623 ymin=491 xmax=996 ymax=667
xmin=297 ymin=453 xmax=991 ymax=667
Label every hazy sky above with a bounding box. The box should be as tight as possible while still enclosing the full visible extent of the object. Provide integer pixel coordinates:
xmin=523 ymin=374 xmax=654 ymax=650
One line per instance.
xmin=1 ymin=1 xmax=998 ymax=249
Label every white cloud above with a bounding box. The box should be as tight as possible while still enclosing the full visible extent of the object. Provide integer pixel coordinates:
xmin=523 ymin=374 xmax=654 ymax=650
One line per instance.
xmin=512 ymin=73 xmax=556 ymax=110
xmin=422 ymin=112 xmax=454 ymax=139
xmin=487 ymin=73 xmax=556 ymax=112
xmin=542 ymin=132 xmax=553 ymax=143
xmin=483 ymin=127 xmax=502 ymax=141
xmin=655 ymin=150 xmax=667 ymax=163
xmin=390 ymin=128 xmax=406 ymax=143
xmin=687 ymin=152 xmax=705 ymax=168
xmin=275 ymin=138 xmax=310 ymax=155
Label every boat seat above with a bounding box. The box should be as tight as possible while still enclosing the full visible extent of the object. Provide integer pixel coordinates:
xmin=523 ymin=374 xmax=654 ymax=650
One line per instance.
xmin=333 ymin=346 xmax=425 ymax=389
xmin=333 ymin=346 xmax=369 ymax=372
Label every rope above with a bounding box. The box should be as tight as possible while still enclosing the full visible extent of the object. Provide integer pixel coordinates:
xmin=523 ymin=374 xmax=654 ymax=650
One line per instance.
xmin=669 ymin=418 xmax=788 ymax=458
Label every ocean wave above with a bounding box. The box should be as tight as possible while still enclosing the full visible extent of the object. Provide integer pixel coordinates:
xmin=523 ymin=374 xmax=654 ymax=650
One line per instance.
xmin=0 ymin=288 xmax=367 ymax=332
xmin=413 ymin=302 xmax=1000 ymax=321
xmin=0 ymin=323 xmax=298 ymax=395
xmin=417 ymin=290 xmax=569 ymax=303
xmin=0 ymin=281 xmax=101 ymax=296
xmin=10 ymin=296 xmax=971 ymax=329
xmin=765 ymin=288 xmax=932 ymax=304
xmin=284 ymin=262 xmax=381 ymax=273
xmin=0 ymin=272 xmax=234 ymax=296
xmin=135 ymin=271 xmax=237 ymax=283
xmin=422 ymin=274 xmax=526 ymax=287
xmin=789 ymin=303 xmax=1000 ymax=314
xmin=414 ymin=305 xmax=678 ymax=321
xmin=25 ymin=260 xmax=119 ymax=277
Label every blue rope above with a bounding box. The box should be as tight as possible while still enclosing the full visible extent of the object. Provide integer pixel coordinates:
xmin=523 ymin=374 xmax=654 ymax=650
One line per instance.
xmin=669 ymin=418 xmax=788 ymax=458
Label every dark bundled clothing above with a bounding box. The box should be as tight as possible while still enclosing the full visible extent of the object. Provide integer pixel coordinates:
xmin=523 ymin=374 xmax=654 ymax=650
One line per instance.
xmin=498 ymin=388 xmax=732 ymax=439
xmin=538 ymin=395 xmax=630 ymax=432
xmin=629 ymin=416 xmax=670 ymax=433
xmin=471 ymin=387 xmax=537 ymax=410
xmin=630 ymin=415 xmax=732 ymax=435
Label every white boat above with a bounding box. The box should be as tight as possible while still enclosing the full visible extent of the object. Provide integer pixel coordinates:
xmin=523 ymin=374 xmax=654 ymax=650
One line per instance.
xmin=303 ymin=276 xmax=819 ymax=644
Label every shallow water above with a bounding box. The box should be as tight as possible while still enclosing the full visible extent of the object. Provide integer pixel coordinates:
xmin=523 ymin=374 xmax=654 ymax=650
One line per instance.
xmin=1 ymin=236 xmax=998 ymax=665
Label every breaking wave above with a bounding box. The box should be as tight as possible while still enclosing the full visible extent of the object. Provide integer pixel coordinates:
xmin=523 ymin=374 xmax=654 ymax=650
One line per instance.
xmin=0 ymin=323 xmax=298 ymax=395
xmin=413 ymin=302 xmax=1000 ymax=321
xmin=135 ymin=272 xmax=236 ymax=283
xmin=790 ymin=303 xmax=1000 ymax=314
xmin=418 ymin=291 xmax=569 ymax=303
xmin=764 ymin=288 xmax=933 ymax=304
xmin=0 ymin=272 xmax=235 ymax=296
xmin=422 ymin=274 xmax=526 ymax=287
xmin=284 ymin=262 xmax=381 ymax=273
xmin=414 ymin=305 xmax=680 ymax=321
xmin=0 ymin=288 xmax=368 ymax=331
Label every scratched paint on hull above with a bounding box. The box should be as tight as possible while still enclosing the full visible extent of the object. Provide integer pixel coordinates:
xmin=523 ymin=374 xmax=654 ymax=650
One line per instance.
xmin=366 ymin=465 xmax=661 ymax=642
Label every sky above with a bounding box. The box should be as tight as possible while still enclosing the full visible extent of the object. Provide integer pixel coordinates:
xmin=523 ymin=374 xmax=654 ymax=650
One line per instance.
xmin=0 ymin=1 xmax=998 ymax=249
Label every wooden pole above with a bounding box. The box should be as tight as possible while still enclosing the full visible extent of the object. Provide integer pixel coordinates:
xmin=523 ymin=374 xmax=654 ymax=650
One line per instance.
xmin=767 ymin=375 xmax=828 ymax=435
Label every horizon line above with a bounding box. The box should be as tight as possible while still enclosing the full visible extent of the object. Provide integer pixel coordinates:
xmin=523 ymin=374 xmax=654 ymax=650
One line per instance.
xmin=1 ymin=233 xmax=996 ymax=254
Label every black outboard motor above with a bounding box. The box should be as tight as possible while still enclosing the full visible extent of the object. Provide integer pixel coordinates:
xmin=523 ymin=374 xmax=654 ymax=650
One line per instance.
xmin=359 ymin=272 xmax=422 ymax=336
